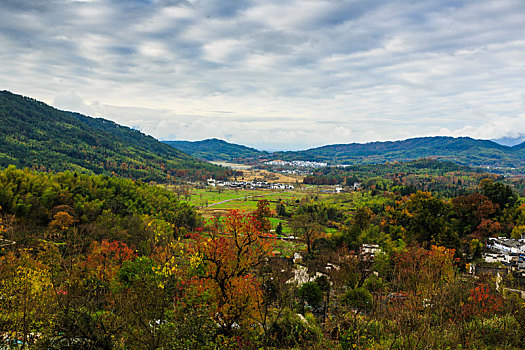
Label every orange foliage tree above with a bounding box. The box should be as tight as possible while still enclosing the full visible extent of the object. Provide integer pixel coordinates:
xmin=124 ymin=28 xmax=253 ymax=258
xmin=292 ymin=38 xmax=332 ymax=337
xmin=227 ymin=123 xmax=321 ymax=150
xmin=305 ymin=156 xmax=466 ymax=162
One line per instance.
xmin=253 ymin=199 xmax=273 ymax=233
xmin=85 ymin=240 xmax=136 ymax=283
xmin=393 ymin=245 xmax=457 ymax=294
xmin=187 ymin=210 xmax=276 ymax=334
xmin=462 ymin=283 xmax=502 ymax=320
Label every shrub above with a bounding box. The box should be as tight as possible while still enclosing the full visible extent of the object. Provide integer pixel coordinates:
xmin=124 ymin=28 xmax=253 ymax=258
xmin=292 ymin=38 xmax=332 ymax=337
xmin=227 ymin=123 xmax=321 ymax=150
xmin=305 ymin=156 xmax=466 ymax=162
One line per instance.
xmin=343 ymin=287 xmax=372 ymax=311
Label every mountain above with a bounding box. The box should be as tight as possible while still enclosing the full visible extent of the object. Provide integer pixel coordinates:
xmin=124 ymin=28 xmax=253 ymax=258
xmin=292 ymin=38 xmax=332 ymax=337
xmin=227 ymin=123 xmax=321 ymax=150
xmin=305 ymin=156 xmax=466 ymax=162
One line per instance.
xmin=269 ymin=136 xmax=525 ymax=169
xmin=166 ymin=135 xmax=525 ymax=171
xmin=492 ymin=135 xmax=525 ymax=147
xmin=0 ymin=91 xmax=231 ymax=182
xmin=513 ymin=141 xmax=525 ymax=150
xmin=163 ymin=138 xmax=267 ymax=161
xmin=266 ymin=136 xmax=525 ymax=168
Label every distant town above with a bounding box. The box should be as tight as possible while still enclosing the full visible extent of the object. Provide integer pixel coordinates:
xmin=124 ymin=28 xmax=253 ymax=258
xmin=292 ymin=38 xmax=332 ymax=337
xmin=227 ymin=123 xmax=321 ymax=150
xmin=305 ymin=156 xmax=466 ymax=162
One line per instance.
xmin=207 ymin=178 xmax=295 ymax=190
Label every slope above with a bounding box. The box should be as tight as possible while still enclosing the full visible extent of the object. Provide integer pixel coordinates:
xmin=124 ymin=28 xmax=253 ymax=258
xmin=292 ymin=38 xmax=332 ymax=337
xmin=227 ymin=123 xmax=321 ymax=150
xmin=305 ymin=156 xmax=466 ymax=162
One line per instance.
xmin=164 ymin=138 xmax=266 ymax=161
xmin=0 ymin=91 xmax=231 ymax=182
xmin=271 ymin=136 xmax=523 ymax=168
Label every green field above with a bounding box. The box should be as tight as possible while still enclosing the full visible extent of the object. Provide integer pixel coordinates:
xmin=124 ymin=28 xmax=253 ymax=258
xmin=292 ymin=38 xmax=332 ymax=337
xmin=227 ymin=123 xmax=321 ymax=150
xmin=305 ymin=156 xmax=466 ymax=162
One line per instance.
xmin=169 ymin=186 xmax=329 ymax=212
xmin=166 ymin=185 xmax=377 ymax=222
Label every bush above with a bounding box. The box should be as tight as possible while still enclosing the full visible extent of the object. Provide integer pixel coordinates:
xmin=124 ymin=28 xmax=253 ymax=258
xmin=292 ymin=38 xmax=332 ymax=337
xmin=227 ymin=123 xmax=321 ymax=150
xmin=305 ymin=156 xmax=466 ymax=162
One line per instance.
xmin=298 ymin=281 xmax=323 ymax=309
xmin=340 ymin=317 xmax=383 ymax=350
xmin=342 ymin=287 xmax=372 ymax=311
xmin=467 ymin=315 xmax=523 ymax=348
xmin=267 ymin=309 xmax=323 ymax=348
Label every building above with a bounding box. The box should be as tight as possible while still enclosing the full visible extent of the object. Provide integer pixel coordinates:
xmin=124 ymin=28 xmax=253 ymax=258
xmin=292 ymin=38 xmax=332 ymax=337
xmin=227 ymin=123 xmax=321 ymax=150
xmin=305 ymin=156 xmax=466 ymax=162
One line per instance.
xmin=487 ymin=237 xmax=525 ymax=254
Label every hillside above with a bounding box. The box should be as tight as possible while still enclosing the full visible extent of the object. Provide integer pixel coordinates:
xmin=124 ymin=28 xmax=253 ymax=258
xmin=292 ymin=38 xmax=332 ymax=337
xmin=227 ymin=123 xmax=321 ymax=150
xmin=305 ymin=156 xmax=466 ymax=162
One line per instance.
xmin=163 ymin=138 xmax=266 ymax=161
xmin=0 ymin=91 xmax=231 ymax=182
xmin=513 ymin=141 xmax=525 ymax=150
xmin=270 ymin=136 xmax=525 ymax=169
xmin=165 ymin=136 xmax=525 ymax=172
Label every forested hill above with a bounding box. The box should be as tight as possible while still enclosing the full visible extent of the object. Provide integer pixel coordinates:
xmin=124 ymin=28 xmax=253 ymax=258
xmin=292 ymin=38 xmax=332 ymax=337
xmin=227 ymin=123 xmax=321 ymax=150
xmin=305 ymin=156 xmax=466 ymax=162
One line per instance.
xmin=163 ymin=138 xmax=266 ymax=161
xmin=0 ymin=91 xmax=232 ymax=182
xmin=271 ymin=136 xmax=525 ymax=169
xmin=164 ymin=136 xmax=525 ymax=171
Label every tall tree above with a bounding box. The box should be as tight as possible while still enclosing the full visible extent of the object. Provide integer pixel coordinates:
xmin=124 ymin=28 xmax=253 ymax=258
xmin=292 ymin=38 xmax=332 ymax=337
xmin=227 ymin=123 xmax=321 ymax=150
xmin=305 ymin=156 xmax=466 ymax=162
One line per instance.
xmin=291 ymin=212 xmax=324 ymax=255
xmin=188 ymin=210 xmax=275 ymax=334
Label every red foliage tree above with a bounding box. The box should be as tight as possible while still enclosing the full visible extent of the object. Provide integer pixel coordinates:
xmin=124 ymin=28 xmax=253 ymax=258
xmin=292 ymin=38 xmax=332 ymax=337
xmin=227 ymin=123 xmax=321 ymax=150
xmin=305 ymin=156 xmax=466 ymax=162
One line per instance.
xmin=188 ymin=210 xmax=276 ymax=334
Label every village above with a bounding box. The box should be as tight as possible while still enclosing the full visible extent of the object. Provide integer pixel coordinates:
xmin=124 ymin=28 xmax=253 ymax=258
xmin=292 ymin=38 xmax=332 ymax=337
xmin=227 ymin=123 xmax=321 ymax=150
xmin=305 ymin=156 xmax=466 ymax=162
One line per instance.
xmin=483 ymin=237 xmax=525 ymax=275
xmin=206 ymin=178 xmax=295 ymax=190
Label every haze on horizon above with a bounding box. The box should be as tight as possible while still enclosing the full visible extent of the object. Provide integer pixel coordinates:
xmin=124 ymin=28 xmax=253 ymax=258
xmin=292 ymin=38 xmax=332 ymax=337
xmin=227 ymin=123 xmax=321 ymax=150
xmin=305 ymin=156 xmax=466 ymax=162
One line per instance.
xmin=1 ymin=0 xmax=524 ymax=151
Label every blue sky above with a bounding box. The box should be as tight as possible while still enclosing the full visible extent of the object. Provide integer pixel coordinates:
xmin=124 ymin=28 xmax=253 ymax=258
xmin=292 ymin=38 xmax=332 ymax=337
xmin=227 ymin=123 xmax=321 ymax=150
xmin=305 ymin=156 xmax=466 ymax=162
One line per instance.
xmin=1 ymin=0 xmax=524 ymax=150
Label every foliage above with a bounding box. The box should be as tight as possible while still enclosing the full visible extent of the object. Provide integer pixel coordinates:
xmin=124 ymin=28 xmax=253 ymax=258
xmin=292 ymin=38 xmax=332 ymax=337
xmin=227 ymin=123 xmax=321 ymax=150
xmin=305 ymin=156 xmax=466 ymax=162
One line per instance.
xmin=187 ymin=210 xmax=276 ymax=334
xmin=298 ymin=281 xmax=323 ymax=309
xmin=0 ymin=166 xmax=199 ymax=250
xmin=0 ymin=91 xmax=232 ymax=182
xmin=271 ymin=136 xmax=525 ymax=170
xmin=0 ymin=154 xmax=524 ymax=348
xmin=266 ymin=309 xmax=323 ymax=348
xmin=342 ymin=287 xmax=373 ymax=311
xmin=0 ymin=251 xmax=57 ymax=348
xmin=252 ymin=199 xmax=273 ymax=232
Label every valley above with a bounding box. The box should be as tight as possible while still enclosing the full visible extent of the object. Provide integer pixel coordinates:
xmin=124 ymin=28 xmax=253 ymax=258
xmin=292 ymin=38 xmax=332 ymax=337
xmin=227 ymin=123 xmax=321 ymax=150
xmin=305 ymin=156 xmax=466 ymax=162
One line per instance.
xmin=1 ymin=92 xmax=525 ymax=349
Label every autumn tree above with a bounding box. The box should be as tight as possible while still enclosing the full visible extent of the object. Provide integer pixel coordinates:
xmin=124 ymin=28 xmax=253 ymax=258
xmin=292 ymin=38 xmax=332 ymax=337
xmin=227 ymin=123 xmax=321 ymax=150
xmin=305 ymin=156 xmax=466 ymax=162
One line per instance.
xmin=291 ymin=212 xmax=324 ymax=255
xmin=387 ymin=245 xmax=461 ymax=348
xmin=450 ymin=192 xmax=497 ymax=237
xmin=85 ymin=240 xmax=136 ymax=283
xmin=188 ymin=210 xmax=275 ymax=334
xmin=0 ymin=251 xmax=57 ymax=348
xmin=253 ymin=199 xmax=272 ymax=233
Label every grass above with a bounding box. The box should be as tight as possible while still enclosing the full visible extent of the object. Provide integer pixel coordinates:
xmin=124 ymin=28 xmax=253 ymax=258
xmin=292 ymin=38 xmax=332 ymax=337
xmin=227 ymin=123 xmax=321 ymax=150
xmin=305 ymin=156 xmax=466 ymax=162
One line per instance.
xmin=168 ymin=185 xmax=349 ymax=240
xmin=165 ymin=185 xmax=351 ymax=258
xmin=272 ymin=239 xmax=305 ymax=258
xmin=269 ymin=217 xmax=293 ymax=234
xmin=168 ymin=186 xmax=325 ymax=214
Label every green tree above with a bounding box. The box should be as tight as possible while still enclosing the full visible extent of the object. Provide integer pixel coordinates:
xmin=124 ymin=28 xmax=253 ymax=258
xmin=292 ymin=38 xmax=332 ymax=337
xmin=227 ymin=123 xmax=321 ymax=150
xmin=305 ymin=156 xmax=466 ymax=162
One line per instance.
xmin=291 ymin=213 xmax=324 ymax=255
xmin=480 ymin=179 xmax=518 ymax=210
xmin=275 ymin=221 xmax=283 ymax=235
xmin=405 ymin=191 xmax=451 ymax=247
xmin=298 ymin=281 xmax=322 ymax=310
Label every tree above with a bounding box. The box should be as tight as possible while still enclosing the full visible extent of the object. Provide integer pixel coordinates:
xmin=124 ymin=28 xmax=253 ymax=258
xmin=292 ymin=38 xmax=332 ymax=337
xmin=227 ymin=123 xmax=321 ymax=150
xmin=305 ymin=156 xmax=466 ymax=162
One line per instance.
xmin=276 ymin=201 xmax=287 ymax=217
xmin=480 ymin=179 xmax=518 ymax=210
xmin=342 ymin=287 xmax=372 ymax=312
xmin=85 ymin=240 xmax=135 ymax=283
xmin=253 ymin=199 xmax=272 ymax=233
xmin=405 ymin=191 xmax=451 ymax=247
xmin=0 ymin=251 xmax=57 ymax=348
xmin=188 ymin=210 xmax=275 ymax=334
xmin=393 ymin=245 xmax=456 ymax=294
xmin=275 ymin=221 xmax=283 ymax=235
xmin=47 ymin=211 xmax=76 ymax=241
xmin=298 ymin=281 xmax=322 ymax=311
xmin=291 ymin=213 xmax=324 ymax=255
xmin=450 ymin=192 xmax=497 ymax=237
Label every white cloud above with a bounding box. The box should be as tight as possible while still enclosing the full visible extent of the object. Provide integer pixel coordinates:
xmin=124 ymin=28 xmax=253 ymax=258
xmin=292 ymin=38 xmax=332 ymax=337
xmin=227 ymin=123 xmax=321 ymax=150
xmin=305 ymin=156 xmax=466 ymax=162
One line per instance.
xmin=1 ymin=0 xmax=524 ymax=150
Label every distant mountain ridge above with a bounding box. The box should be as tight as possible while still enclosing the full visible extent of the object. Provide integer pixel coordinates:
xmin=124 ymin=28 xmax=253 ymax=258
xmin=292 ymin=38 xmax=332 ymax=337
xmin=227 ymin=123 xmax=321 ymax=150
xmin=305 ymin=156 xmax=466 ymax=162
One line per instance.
xmin=0 ymin=91 xmax=231 ymax=182
xmin=166 ymin=136 xmax=525 ymax=171
xmin=492 ymin=135 xmax=525 ymax=147
xmin=163 ymin=138 xmax=267 ymax=162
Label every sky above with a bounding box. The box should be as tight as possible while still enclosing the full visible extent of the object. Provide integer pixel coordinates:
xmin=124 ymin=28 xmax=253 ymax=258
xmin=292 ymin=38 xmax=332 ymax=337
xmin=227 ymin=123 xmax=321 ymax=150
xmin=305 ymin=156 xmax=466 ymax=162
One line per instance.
xmin=1 ymin=0 xmax=525 ymax=151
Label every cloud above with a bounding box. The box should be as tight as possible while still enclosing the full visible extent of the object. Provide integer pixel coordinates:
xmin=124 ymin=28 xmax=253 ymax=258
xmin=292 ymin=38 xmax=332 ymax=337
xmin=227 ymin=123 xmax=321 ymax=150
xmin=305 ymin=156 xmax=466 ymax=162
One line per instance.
xmin=1 ymin=0 xmax=524 ymax=150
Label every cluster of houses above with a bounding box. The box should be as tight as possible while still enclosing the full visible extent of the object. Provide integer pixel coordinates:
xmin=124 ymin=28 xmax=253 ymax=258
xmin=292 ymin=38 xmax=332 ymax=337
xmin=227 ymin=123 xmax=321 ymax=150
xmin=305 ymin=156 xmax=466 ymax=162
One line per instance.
xmin=483 ymin=237 xmax=525 ymax=275
xmin=264 ymin=160 xmax=328 ymax=168
xmin=206 ymin=178 xmax=294 ymax=190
